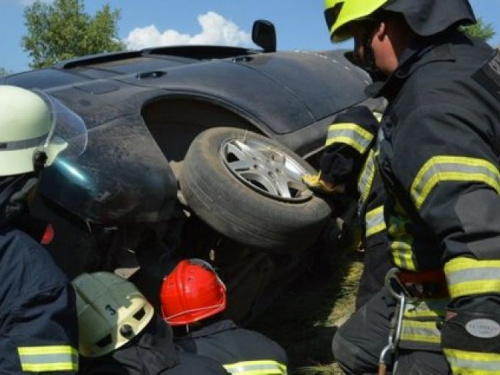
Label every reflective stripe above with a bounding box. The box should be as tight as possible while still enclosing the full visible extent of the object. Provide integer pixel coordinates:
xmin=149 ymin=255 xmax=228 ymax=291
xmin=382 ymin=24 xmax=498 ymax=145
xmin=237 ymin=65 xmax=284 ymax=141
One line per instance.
xmin=18 ymin=345 xmax=78 ymax=372
xmin=365 ymin=205 xmax=386 ymax=237
xmin=400 ymin=320 xmax=441 ymax=344
xmin=411 ymin=156 xmax=500 ymax=210
xmin=357 ymin=149 xmax=376 ymax=214
xmin=390 ymin=238 xmax=416 ymax=270
xmin=224 ymin=360 xmax=287 ymax=374
xmin=0 ymin=134 xmax=47 ymax=151
xmin=325 ymin=122 xmax=374 ymax=154
xmin=444 ymin=349 xmax=500 ymax=374
xmin=445 ymin=257 xmax=500 ymax=298
xmin=400 ymin=299 xmax=447 ymax=348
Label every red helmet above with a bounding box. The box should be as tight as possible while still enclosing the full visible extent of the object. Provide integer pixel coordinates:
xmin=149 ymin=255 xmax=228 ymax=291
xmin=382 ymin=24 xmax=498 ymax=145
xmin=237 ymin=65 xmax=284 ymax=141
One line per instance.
xmin=160 ymin=258 xmax=226 ymax=326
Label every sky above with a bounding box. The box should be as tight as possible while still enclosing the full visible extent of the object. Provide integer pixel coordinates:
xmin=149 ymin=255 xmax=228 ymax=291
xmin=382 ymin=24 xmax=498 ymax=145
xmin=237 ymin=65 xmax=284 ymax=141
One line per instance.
xmin=1 ymin=0 xmax=499 ymax=73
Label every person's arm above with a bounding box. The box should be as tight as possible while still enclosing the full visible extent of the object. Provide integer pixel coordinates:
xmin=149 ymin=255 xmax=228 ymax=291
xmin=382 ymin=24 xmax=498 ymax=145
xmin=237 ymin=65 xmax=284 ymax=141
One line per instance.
xmin=0 ymin=230 xmax=79 ymax=374
xmin=304 ymin=106 xmax=379 ymax=194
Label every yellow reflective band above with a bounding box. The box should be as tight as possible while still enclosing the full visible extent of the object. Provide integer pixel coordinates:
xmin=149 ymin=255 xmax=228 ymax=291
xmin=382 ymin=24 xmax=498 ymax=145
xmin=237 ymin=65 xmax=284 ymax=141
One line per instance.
xmin=411 ymin=156 xmax=500 ymax=210
xmin=445 ymin=257 xmax=500 ymax=298
xmin=365 ymin=205 xmax=386 ymax=237
xmin=224 ymin=360 xmax=287 ymax=374
xmin=444 ymin=348 xmax=500 ymax=374
xmin=17 ymin=345 xmax=78 ymax=372
xmin=358 ymin=149 xmax=376 ymax=211
xmin=390 ymin=239 xmax=416 ymax=270
xmin=325 ymin=122 xmax=374 ymax=154
xmin=400 ymin=320 xmax=441 ymax=344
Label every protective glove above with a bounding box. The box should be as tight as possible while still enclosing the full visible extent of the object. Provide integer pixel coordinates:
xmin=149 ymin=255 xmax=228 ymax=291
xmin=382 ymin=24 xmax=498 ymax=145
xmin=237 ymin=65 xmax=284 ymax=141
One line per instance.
xmin=302 ymin=172 xmax=345 ymax=195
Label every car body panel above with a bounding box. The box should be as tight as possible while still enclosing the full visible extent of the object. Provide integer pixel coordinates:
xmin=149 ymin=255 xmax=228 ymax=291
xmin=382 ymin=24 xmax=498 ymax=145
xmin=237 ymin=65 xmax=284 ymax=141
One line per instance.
xmin=1 ymin=45 xmax=376 ymax=225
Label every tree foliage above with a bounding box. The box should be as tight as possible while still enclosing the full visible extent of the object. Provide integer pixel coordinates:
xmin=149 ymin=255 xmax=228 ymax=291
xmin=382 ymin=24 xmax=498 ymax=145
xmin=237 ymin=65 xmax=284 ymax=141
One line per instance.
xmin=462 ymin=17 xmax=496 ymax=43
xmin=22 ymin=0 xmax=125 ymax=69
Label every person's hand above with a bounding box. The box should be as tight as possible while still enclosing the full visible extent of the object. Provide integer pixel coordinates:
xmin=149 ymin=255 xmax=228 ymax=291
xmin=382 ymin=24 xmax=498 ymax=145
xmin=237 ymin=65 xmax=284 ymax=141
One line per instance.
xmin=302 ymin=172 xmax=345 ymax=195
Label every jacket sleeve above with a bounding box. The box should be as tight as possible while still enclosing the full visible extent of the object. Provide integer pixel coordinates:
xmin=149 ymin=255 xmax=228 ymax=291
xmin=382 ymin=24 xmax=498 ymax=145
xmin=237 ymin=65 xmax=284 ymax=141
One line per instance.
xmin=390 ymin=103 xmax=500 ymax=373
xmin=0 ymin=230 xmax=79 ymax=374
xmin=320 ymin=106 xmax=379 ymax=187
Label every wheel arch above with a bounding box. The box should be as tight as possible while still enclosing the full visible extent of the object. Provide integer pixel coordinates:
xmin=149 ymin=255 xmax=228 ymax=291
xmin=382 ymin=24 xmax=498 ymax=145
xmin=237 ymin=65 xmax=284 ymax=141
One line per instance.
xmin=141 ymin=96 xmax=270 ymax=163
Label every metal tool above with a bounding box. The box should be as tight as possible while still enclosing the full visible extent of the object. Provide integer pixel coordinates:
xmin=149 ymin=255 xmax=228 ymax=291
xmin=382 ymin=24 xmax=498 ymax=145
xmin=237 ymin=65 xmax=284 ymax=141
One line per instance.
xmin=378 ymin=268 xmax=409 ymax=375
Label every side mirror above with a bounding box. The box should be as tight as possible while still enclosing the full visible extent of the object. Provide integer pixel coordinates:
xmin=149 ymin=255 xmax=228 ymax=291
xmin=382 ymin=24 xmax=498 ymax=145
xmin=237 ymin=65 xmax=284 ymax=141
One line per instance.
xmin=252 ymin=20 xmax=277 ymax=53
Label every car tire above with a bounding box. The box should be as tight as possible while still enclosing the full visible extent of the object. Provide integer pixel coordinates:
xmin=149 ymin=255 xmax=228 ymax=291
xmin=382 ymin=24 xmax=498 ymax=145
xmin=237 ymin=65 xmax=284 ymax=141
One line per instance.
xmin=179 ymin=127 xmax=332 ymax=251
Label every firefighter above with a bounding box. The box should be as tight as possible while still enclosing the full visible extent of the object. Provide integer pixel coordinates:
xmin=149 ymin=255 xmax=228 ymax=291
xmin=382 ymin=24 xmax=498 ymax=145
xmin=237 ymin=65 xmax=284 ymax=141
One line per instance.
xmin=0 ymin=85 xmax=79 ymax=373
xmin=73 ymin=271 xmax=230 ymax=375
xmin=304 ymin=0 xmax=391 ymax=310
xmin=160 ymin=258 xmax=288 ymax=375
xmin=327 ymin=0 xmax=500 ymax=373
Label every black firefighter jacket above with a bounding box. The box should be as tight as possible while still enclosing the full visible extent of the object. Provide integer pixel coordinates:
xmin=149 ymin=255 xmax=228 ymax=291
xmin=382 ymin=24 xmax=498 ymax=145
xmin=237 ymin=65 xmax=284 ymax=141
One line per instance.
xmin=174 ymin=319 xmax=288 ymax=374
xmin=0 ymin=227 xmax=79 ymax=373
xmin=81 ymin=313 xmax=229 ymax=375
xmin=374 ymin=28 xmax=500 ymax=368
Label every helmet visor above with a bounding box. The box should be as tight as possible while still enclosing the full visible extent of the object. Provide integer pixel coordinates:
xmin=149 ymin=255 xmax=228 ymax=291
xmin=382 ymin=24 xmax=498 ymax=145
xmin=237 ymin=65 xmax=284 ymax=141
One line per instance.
xmin=35 ymin=91 xmax=88 ymax=167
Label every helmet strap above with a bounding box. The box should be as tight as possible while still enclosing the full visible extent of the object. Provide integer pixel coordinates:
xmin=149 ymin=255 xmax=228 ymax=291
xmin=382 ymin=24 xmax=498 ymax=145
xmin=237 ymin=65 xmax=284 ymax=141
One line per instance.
xmin=33 ymin=150 xmax=47 ymax=174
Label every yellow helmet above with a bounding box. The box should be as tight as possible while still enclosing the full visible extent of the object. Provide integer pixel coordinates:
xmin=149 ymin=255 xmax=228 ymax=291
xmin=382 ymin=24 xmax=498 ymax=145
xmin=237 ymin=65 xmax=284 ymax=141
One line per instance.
xmin=324 ymin=0 xmax=346 ymax=41
xmin=330 ymin=0 xmax=476 ymax=42
xmin=330 ymin=0 xmax=388 ymax=42
xmin=72 ymin=272 xmax=155 ymax=358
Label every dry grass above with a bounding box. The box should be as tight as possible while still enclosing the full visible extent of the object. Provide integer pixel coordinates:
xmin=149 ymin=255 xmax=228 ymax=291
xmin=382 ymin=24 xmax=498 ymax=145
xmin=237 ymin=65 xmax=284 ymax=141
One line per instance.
xmin=249 ymin=240 xmax=364 ymax=375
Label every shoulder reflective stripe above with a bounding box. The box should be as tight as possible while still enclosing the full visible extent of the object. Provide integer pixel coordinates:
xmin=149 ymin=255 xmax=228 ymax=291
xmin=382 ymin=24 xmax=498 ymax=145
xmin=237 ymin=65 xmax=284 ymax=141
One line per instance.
xmin=400 ymin=320 xmax=441 ymax=344
xmin=17 ymin=346 xmax=78 ymax=372
xmin=365 ymin=205 xmax=386 ymax=237
xmin=444 ymin=348 xmax=500 ymax=374
xmin=390 ymin=239 xmax=416 ymax=270
xmin=223 ymin=360 xmax=287 ymax=374
xmin=445 ymin=257 xmax=500 ymax=298
xmin=411 ymin=156 xmax=500 ymax=210
xmin=325 ymin=123 xmax=374 ymax=154
xmin=358 ymin=149 xmax=376 ymax=212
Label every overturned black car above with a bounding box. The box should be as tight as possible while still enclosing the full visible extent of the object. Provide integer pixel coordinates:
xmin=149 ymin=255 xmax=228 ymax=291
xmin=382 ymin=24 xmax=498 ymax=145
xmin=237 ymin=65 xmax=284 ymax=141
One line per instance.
xmin=1 ymin=21 xmax=383 ymax=323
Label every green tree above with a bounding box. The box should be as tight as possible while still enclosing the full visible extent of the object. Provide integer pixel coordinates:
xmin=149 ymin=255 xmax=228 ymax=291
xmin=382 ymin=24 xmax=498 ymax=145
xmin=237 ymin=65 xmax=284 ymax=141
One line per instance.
xmin=462 ymin=17 xmax=495 ymax=43
xmin=22 ymin=0 xmax=125 ymax=69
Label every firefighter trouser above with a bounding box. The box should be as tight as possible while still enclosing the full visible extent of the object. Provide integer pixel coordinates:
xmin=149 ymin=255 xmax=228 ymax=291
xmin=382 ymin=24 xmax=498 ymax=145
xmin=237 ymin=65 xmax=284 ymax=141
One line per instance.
xmin=355 ymin=240 xmax=392 ymax=310
xmin=332 ymin=287 xmax=451 ymax=374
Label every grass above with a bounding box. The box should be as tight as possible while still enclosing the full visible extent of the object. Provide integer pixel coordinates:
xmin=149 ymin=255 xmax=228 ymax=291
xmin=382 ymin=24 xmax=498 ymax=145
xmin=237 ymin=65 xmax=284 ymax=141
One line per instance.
xmin=249 ymin=238 xmax=365 ymax=375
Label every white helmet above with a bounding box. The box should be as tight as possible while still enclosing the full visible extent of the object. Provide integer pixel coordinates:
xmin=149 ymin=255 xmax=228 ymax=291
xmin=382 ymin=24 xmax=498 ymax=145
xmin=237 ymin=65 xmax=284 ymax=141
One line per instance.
xmin=0 ymin=85 xmax=71 ymax=176
xmin=72 ymin=272 xmax=155 ymax=358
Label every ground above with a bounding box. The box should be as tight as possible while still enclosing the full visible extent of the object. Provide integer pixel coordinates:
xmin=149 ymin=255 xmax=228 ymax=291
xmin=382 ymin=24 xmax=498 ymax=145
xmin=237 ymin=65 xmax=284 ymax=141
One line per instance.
xmin=249 ymin=238 xmax=364 ymax=375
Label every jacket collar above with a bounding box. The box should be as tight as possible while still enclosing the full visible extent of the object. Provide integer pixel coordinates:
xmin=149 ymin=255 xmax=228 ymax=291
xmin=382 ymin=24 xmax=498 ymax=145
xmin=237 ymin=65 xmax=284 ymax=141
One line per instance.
xmin=369 ymin=31 xmax=460 ymax=100
xmin=182 ymin=319 xmax=237 ymax=339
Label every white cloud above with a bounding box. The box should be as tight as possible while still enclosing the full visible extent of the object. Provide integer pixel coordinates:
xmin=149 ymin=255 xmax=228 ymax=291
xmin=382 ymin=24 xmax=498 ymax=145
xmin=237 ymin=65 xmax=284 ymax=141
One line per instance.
xmin=124 ymin=11 xmax=252 ymax=50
